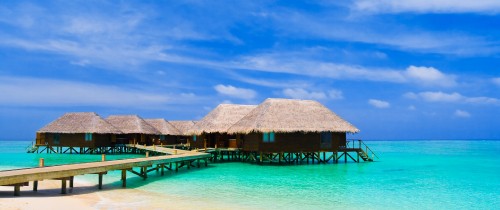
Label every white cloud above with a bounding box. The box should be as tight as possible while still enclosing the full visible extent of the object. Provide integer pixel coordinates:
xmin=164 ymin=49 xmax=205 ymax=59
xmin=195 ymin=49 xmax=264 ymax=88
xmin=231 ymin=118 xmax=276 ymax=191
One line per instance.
xmin=283 ymin=88 xmax=326 ymax=100
xmin=282 ymin=88 xmax=343 ymax=100
xmin=0 ymin=76 xmax=198 ymax=108
xmin=454 ymin=109 xmax=471 ymax=118
xmin=353 ymin=0 xmax=500 ymax=14
xmin=368 ymin=99 xmax=390 ymax=108
xmin=214 ymin=84 xmax=257 ymax=99
xmin=418 ymin=92 xmax=463 ymax=102
xmin=235 ymin=53 xmax=456 ymax=87
xmin=328 ymin=89 xmax=344 ymax=100
xmin=270 ymin=9 xmax=496 ymax=56
xmin=492 ymin=78 xmax=500 ymax=86
xmin=404 ymin=66 xmax=456 ymax=87
xmin=405 ymin=91 xmax=500 ymax=105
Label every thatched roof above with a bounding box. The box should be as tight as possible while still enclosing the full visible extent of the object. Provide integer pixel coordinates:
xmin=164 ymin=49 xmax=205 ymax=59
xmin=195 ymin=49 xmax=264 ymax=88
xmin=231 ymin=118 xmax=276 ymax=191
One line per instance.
xmin=38 ymin=112 xmax=122 ymax=134
xmin=169 ymin=121 xmax=196 ymax=135
xmin=144 ymin=119 xmax=181 ymax=136
xmin=227 ymin=98 xmax=359 ymax=134
xmin=106 ymin=115 xmax=160 ymax=134
xmin=188 ymin=104 xmax=257 ymax=135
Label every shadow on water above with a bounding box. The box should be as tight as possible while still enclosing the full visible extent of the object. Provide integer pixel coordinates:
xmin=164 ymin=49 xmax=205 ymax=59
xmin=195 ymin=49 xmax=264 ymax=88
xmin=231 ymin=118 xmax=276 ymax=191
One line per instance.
xmin=0 ymin=164 xmax=213 ymax=198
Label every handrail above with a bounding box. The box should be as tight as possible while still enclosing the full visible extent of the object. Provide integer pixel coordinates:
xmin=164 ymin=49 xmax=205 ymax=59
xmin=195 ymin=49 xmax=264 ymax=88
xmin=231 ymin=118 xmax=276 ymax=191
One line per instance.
xmin=346 ymin=139 xmax=379 ymax=160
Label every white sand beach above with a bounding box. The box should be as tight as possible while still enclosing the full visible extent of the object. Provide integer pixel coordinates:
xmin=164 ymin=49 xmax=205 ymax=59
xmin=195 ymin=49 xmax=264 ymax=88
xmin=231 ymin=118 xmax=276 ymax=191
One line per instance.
xmin=0 ymin=177 xmax=209 ymax=210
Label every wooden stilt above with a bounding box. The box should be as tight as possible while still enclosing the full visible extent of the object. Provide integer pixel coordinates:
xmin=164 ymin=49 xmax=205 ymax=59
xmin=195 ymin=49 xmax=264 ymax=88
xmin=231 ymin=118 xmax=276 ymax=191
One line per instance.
xmin=33 ymin=181 xmax=38 ymax=191
xmin=14 ymin=185 xmax=20 ymax=196
xmin=121 ymin=169 xmax=127 ymax=188
xmin=61 ymin=179 xmax=67 ymax=194
xmin=70 ymin=176 xmax=74 ymax=188
xmin=161 ymin=164 xmax=165 ymax=176
xmin=98 ymin=173 xmax=103 ymax=189
xmin=143 ymin=167 xmax=148 ymax=180
xmin=175 ymin=162 xmax=179 ymax=172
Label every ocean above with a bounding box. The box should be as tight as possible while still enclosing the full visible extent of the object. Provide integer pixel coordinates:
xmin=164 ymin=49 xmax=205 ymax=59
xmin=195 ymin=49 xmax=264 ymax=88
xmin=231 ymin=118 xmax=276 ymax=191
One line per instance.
xmin=0 ymin=140 xmax=499 ymax=209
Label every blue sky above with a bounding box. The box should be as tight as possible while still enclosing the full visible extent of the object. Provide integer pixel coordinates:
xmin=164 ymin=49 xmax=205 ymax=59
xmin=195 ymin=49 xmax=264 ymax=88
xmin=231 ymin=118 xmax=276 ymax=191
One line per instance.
xmin=1 ymin=1 xmax=500 ymax=140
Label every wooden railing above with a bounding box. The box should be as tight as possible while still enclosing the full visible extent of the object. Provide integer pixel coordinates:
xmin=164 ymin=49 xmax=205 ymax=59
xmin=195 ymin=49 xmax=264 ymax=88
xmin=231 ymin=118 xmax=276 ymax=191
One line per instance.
xmin=346 ymin=139 xmax=379 ymax=160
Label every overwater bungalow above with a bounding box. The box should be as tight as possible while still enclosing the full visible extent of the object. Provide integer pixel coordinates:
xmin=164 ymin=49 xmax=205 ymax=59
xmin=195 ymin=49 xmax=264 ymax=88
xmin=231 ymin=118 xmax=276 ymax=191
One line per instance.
xmin=227 ymin=98 xmax=367 ymax=162
xmin=36 ymin=112 xmax=122 ymax=153
xmin=170 ymin=120 xmax=197 ymax=145
xmin=106 ymin=115 xmax=160 ymax=145
xmin=144 ymin=118 xmax=182 ymax=145
xmin=188 ymin=104 xmax=257 ymax=149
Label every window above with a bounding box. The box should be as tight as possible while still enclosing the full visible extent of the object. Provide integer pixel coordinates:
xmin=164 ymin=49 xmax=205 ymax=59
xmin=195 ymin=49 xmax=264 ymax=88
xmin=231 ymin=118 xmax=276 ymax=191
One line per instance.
xmin=262 ymin=132 xmax=275 ymax=143
xmin=53 ymin=133 xmax=60 ymax=145
xmin=321 ymin=132 xmax=332 ymax=149
xmin=193 ymin=135 xmax=197 ymax=142
xmin=160 ymin=135 xmax=165 ymax=141
xmin=85 ymin=133 xmax=93 ymax=141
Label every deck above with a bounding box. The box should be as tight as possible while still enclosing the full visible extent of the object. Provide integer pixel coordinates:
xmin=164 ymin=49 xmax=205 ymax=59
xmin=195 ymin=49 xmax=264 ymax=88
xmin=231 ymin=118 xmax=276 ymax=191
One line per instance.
xmin=0 ymin=147 xmax=210 ymax=196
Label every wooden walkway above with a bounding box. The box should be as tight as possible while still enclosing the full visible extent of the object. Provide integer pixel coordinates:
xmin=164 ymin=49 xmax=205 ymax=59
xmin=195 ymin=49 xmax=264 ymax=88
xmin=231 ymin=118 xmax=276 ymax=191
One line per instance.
xmin=0 ymin=147 xmax=210 ymax=196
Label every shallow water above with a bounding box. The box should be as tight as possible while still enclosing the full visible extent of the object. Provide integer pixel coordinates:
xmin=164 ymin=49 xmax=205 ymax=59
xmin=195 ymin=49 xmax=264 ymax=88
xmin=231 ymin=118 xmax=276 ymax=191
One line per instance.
xmin=1 ymin=140 xmax=499 ymax=209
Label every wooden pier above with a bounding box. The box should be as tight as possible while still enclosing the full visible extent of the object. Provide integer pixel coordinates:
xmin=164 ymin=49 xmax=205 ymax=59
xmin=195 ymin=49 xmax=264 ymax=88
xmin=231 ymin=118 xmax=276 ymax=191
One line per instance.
xmin=0 ymin=147 xmax=210 ymax=196
xmin=193 ymin=140 xmax=378 ymax=164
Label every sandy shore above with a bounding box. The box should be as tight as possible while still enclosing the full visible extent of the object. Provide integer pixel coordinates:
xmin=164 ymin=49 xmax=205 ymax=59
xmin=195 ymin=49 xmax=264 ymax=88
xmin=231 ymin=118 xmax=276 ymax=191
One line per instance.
xmin=0 ymin=174 xmax=241 ymax=210
xmin=0 ymin=179 xmax=99 ymax=210
xmin=0 ymin=177 xmax=198 ymax=210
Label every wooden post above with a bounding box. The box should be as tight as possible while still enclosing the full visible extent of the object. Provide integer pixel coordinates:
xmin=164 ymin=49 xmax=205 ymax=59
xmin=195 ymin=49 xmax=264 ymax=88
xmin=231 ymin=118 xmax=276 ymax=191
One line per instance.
xmin=70 ymin=176 xmax=74 ymax=188
xmin=197 ymin=159 xmax=200 ymax=168
xmin=175 ymin=162 xmax=179 ymax=172
xmin=121 ymin=169 xmax=127 ymax=188
xmin=143 ymin=167 xmax=148 ymax=180
xmin=174 ymin=149 xmax=178 ymax=155
xmin=101 ymin=154 xmax=106 ymax=161
xmin=146 ymin=151 xmax=149 ymax=158
xmin=61 ymin=178 xmax=67 ymax=194
xmin=161 ymin=164 xmax=165 ymax=176
xmin=98 ymin=173 xmax=103 ymax=189
xmin=259 ymin=152 xmax=263 ymax=163
xmin=33 ymin=180 xmax=38 ymax=191
xmin=344 ymin=152 xmax=347 ymax=163
xmin=14 ymin=185 xmax=20 ymax=196
xmin=39 ymin=158 xmax=45 ymax=167
xmin=205 ymin=158 xmax=208 ymax=167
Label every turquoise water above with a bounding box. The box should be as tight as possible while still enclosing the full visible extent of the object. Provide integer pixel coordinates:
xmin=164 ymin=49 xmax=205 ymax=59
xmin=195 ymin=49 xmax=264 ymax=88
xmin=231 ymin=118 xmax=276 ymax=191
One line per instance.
xmin=1 ymin=140 xmax=499 ymax=209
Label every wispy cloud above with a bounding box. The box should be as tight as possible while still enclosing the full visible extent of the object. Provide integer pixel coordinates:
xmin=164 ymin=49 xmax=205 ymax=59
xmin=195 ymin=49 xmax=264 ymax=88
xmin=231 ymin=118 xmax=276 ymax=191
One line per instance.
xmin=352 ymin=0 xmax=500 ymax=14
xmin=269 ymin=9 xmax=497 ymax=56
xmin=454 ymin=109 xmax=471 ymax=118
xmin=404 ymin=91 xmax=500 ymax=105
xmin=368 ymin=99 xmax=390 ymax=108
xmin=405 ymin=66 xmax=457 ymax=87
xmin=282 ymin=88 xmax=343 ymax=100
xmin=492 ymin=77 xmax=500 ymax=86
xmin=214 ymin=84 xmax=257 ymax=99
xmin=234 ymin=52 xmax=456 ymax=87
xmin=0 ymin=76 xmax=198 ymax=108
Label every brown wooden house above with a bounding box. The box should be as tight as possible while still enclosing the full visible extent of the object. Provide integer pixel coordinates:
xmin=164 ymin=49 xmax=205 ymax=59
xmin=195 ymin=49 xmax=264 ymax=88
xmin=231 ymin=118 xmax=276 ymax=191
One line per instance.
xmin=36 ymin=112 xmax=122 ymax=148
xmin=106 ymin=115 xmax=160 ymax=145
xmin=227 ymin=98 xmax=360 ymax=153
xmin=144 ymin=118 xmax=182 ymax=145
xmin=187 ymin=104 xmax=257 ymax=149
xmin=169 ymin=120 xmax=196 ymax=145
